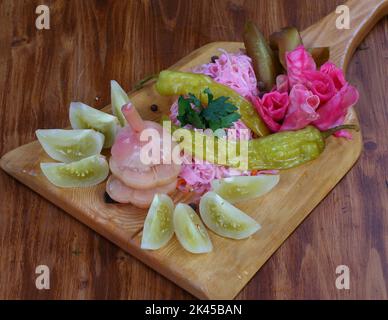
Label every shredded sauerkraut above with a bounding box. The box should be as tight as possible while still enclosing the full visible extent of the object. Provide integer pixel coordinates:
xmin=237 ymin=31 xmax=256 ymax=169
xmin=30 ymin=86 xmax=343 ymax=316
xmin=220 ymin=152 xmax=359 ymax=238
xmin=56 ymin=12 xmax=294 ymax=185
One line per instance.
xmin=193 ymin=49 xmax=258 ymax=98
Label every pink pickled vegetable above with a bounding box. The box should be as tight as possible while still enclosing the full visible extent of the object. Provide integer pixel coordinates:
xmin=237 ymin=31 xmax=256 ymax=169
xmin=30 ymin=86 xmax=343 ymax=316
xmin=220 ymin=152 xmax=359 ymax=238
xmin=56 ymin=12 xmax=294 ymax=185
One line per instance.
xmin=106 ymin=175 xmax=176 ymax=208
xmin=178 ymin=157 xmax=252 ymax=194
xmin=313 ymin=83 xmax=359 ymax=131
xmin=275 ymin=74 xmax=289 ymax=93
xmin=110 ymin=102 xmax=181 ymax=197
xmin=121 ymin=103 xmax=145 ymax=132
xmin=250 ymin=91 xmax=289 ymax=132
xmin=286 ymin=45 xmax=316 ymax=87
xmin=111 ymin=121 xmax=163 ymax=170
xmin=320 ymin=62 xmax=346 ymax=90
xmin=302 ymin=70 xmax=336 ymax=104
xmin=193 ymin=49 xmax=259 ymax=97
xmin=334 ymin=130 xmax=353 ymax=139
xmin=280 ymin=84 xmax=320 ymax=131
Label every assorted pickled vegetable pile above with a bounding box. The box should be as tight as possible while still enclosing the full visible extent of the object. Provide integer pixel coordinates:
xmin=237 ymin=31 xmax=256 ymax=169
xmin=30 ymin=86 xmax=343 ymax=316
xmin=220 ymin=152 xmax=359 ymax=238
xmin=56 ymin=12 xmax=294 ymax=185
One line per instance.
xmin=35 ymin=21 xmax=360 ymax=255
xmin=162 ymin=23 xmax=359 ymax=194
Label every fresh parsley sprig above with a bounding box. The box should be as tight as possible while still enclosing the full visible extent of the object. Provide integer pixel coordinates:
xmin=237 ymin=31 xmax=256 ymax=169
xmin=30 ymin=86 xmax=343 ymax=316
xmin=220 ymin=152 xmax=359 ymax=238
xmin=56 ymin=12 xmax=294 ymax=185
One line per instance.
xmin=177 ymin=88 xmax=241 ymax=131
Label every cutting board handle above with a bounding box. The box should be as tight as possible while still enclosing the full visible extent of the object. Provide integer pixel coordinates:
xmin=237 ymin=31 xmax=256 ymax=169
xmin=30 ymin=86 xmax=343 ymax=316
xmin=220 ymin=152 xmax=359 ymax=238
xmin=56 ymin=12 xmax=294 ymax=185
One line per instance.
xmin=301 ymin=0 xmax=388 ymax=70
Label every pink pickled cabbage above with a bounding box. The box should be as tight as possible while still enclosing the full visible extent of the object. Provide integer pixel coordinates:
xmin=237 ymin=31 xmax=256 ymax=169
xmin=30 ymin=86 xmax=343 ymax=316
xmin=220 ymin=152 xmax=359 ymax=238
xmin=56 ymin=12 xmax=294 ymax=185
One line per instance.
xmin=193 ymin=49 xmax=259 ymax=98
xmin=179 ymin=157 xmax=253 ymax=195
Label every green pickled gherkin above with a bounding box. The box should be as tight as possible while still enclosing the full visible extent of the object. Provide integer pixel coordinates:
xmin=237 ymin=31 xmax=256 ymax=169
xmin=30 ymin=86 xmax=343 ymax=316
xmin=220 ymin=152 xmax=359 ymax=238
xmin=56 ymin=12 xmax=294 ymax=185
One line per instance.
xmin=243 ymin=21 xmax=280 ymax=92
xmin=269 ymin=27 xmax=330 ymax=70
xmin=156 ymin=70 xmax=270 ymax=137
xmin=269 ymin=26 xmax=303 ymax=69
xmin=167 ymin=121 xmax=357 ymax=170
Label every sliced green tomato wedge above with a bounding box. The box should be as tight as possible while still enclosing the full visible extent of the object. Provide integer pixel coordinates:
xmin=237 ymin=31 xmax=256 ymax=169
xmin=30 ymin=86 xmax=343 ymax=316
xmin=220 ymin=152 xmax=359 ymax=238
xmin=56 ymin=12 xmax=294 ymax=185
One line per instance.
xmin=36 ymin=129 xmax=105 ymax=163
xmin=40 ymin=155 xmax=109 ymax=188
xmin=111 ymin=80 xmax=129 ymax=126
xmin=69 ymin=102 xmax=119 ymax=148
xmin=199 ymin=192 xmax=261 ymax=239
xmin=211 ymin=175 xmax=280 ymax=203
xmin=173 ymin=203 xmax=213 ymax=254
xmin=141 ymin=194 xmax=174 ymax=250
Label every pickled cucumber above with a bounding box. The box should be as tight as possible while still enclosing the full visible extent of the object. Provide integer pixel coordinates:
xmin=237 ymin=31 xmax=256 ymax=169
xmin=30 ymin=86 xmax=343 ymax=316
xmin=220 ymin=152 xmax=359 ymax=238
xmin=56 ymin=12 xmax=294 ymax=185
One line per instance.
xmin=211 ymin=175 xmax=279 ymax=203
xmin=141 ymin=194 xmax=174 ymax=250
xmin=199 ymin=192 xmax=261 ymax=239
xmin=243 ymin=21 xmax=280 ymax=92
xmin=69 ymin=102 xmax=119 ymax=148
xmin=40 ymin=155 xmax=109 ymax=188
xmin=269 ymin=27 xmax=303 ymax=69
xmin=111 ymin=80 xmax=129 ymax=126
xmin=36 ymin=129 xmax=104 ymax=163
xmin=173 ymin=203 xmax=213 ymax=254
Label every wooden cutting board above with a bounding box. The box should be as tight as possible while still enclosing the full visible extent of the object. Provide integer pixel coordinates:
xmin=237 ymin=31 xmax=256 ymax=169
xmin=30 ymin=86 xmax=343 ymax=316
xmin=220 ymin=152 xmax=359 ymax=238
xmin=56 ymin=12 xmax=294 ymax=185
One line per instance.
xmin=1 ymin=0 xmax=387 ymax=299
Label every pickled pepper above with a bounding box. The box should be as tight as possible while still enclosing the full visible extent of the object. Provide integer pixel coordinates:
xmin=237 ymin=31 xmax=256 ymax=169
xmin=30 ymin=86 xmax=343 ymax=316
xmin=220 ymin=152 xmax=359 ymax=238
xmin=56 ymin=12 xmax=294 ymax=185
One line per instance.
xmin=247 ymin=125 xmax=357 ymax=169
xmin=156 ymin=70 xmax=270 ymax=137
xmin=168 ymin=122 xmax=357 ymax=170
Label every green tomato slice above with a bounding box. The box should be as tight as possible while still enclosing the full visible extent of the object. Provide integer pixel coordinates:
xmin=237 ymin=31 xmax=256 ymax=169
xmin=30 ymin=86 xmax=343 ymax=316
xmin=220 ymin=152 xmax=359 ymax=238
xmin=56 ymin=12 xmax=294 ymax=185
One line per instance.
xmin=69 ymin=102 xmax=119 ymax=148
xmin=36 ymin=129 xmax=105 ymax=163
xmin=173 ymin=203 xmax=213 ymax=254
xmin=199 ymin=192 xmax=261 ymax=239
xmin=111 ymin=80 xmax=129 ymax=126
xmin=40 ymin=155 xmax=109 ymax=188
xmin=211 ymin=175 xmax=279 ymax=203
xmin=141 ymin=194 xmax=174 ymax=250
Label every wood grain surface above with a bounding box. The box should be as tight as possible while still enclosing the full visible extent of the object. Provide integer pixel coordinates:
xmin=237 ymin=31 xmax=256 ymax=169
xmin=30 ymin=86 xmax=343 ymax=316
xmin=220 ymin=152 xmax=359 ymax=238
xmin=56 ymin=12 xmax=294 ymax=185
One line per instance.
xmin=0 ymin=0 xmax=387 ymax=300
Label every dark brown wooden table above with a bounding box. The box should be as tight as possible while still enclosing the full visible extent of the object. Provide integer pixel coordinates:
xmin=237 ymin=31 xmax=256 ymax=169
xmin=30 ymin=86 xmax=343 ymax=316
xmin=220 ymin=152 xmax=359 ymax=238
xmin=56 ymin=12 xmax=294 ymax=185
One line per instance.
xmin=0 ymin=0 xmax=387 ymax=299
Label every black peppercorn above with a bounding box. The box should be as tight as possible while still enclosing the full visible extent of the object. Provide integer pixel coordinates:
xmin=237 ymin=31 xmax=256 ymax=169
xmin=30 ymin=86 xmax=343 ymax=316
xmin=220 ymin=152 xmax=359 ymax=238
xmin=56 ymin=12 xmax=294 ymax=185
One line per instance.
xmin=150 ymin=104 xmax=158 ymax=112
xmin=211 ymin=55 xmax=219 ymax=63
xmin=104 ymin=192 xmax=117 ymax=204
xmin=188 ymin=202 xmax=197 ymax=211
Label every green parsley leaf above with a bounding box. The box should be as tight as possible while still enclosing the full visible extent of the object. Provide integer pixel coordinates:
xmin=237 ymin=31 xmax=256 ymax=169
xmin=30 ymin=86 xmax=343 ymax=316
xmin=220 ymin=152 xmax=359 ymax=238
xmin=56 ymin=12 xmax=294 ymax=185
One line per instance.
xmin=176 ymin=88 xmax=240 ymax=131
xmin=188 ymin=93 xmax=202 ymax=110
xmin=177 ymin=95 xmax=206 ymax=129
xmin=200 ymin=90 xmax=240 ymax=131
xmin=203 ymin=88 xmax=214 ymax=103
